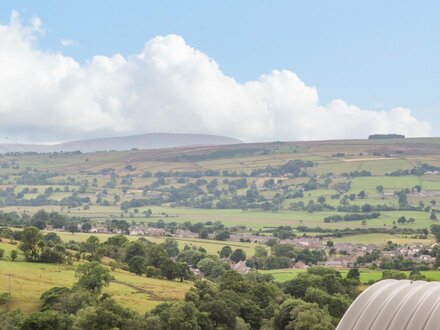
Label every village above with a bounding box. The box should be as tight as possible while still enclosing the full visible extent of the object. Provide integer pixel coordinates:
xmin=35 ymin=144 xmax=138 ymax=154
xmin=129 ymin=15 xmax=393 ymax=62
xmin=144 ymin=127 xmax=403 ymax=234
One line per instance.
xmin=47 ymin=222 xmax=436 ymax=275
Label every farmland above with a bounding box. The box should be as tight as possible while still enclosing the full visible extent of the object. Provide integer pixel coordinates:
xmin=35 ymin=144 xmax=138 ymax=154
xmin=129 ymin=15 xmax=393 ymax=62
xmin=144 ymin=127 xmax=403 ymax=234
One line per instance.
xmin=1 ymin=138 xmax=439 ymax=241
xmin=1 ymin=137 xmax=440 ymax=327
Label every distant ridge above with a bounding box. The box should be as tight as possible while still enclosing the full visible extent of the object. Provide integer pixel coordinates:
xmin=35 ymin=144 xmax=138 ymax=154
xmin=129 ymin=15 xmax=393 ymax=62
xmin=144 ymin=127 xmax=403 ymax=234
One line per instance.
xmin=0 ymin=133 xmax=241 ymax=153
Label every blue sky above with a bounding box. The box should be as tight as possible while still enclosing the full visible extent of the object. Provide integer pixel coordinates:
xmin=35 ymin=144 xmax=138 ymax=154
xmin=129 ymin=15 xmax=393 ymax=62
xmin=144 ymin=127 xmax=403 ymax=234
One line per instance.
xmin=0 ymin=1 xmax=437 ymax=142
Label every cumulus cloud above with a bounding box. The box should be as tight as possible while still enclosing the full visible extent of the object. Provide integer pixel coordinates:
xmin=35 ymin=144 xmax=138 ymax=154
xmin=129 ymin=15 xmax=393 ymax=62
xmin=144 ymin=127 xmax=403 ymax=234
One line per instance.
xmin=0 ymin=12 xmax=431 ymax=143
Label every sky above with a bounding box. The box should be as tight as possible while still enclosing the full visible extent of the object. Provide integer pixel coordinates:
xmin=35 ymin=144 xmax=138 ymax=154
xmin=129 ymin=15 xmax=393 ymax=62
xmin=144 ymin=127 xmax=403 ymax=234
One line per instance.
xmin=0 ymin=0 xmax=438 ymax=143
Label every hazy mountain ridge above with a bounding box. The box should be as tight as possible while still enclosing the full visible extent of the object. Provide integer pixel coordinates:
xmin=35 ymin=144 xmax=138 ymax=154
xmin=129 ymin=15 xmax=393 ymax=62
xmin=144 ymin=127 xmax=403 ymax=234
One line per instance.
xmin=0 ymin=133 xmax=241 ymax=153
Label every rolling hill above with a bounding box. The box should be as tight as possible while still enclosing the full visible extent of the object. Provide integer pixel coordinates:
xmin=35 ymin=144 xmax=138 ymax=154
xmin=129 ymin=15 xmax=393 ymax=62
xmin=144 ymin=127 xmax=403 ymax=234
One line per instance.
xmin=0 ymin=133 xmax=241 ymax=153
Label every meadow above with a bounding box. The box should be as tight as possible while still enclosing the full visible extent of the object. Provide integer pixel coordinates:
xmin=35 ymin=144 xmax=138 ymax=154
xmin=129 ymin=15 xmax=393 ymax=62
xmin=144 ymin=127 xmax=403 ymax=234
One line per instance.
xmin=0 ymin=241 xmax=191 ymax=314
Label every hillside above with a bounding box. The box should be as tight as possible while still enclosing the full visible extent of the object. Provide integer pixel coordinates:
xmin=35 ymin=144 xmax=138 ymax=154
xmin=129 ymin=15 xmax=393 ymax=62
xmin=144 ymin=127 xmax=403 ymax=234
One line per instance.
xmin=1 ymin=136 xmax=440 ymax=327
xmin=1 ymin=136 xmax=440 ymax=234
xmin=0 ymin=133 xmax=241 ymax=153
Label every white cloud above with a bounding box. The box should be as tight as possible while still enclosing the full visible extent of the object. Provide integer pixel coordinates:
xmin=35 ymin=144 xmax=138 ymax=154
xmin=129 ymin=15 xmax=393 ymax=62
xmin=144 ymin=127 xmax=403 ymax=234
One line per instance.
xmin=60 ymin=38 xmax=74 ymax=47
xmin=0 ymin=12 xmax=431 ymax=143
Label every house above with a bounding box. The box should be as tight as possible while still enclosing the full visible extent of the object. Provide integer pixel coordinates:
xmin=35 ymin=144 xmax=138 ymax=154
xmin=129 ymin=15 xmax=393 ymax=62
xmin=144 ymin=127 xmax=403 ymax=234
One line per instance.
xmin=190 ymin=267 xmax=202 ymax=277
xmin=294 ymin=261 xmax=308 ymax=269
xmin=418 ymin=254 xmax=433 ymax=263
xmin=232 ymin=261 xmax=250 ymax=275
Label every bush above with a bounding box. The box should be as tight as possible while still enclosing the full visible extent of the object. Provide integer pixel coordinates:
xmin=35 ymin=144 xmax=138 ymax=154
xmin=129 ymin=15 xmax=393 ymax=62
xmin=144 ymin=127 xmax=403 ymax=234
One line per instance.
xmin=0 ymin=292 xmax=10 ymax=304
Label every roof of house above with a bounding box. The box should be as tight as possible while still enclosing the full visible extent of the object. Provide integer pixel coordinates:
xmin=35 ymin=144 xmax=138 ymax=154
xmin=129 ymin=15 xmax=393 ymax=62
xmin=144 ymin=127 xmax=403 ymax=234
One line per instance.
xmin=337 ymin=279 xmax=440 ymax=330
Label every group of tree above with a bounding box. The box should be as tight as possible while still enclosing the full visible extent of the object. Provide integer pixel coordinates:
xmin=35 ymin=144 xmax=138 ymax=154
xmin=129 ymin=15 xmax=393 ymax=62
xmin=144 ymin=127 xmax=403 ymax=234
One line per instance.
xmin=324 ymin=212 xmax=381 ymax=223
xmin=1 ymin=263 xmax=359 ymax=329
xmin=244 ymin=244 xmax=326 ymax=270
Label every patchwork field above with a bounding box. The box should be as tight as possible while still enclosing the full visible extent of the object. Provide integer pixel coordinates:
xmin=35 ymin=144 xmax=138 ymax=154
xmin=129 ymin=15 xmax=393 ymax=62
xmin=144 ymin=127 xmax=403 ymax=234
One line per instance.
xmin=1 ymin=137 xmax=440 ymax=246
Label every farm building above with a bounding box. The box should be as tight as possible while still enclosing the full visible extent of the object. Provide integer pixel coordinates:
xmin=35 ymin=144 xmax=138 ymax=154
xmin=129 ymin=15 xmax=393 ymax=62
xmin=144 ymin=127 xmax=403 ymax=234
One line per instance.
xmin=337 ymin=279 xmax=440 ymax=329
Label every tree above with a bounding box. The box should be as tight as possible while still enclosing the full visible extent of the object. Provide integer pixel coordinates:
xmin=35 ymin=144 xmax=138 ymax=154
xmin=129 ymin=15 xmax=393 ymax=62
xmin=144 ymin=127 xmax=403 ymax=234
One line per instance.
xmin=357 ymin=190 xmax=366 ymax=199
xmin=73 ymin=297 xmax=144 ymax=330
xmin=0 ymin=249 xmax=4 ymax=260
xmin=31 ymin=210 xmax=50 ymax=230
xmin=74 ymin=262 xmax=112 ymax=293
xmin=162 ymin=238 xmax=179 ymax=258
xmin=175 ymin=262 xmax=191 ymax=282
xmin=409 ymin=270 xmax=426 ymax=281
xmin=274 ymin=298 xmax=333 ymax=330
xmin=197 ymin=256 xmax=227 ymax=278
xmin=214 ymin=230 xmax=230 ymax=241
xmin=203 ymin=299 xmax=237 ymax=329
xmin=21 ymin=310 xmax=72 ymax=330
xmin=346 ymin=268 xmax=360 ymax=281
xmin=159 ymin=258 xmax=178 ymax=280
xmin=128 ymin=256 xmax=146 ymax=276
xmin=219 ymin=246 xmax=233 ymax=258
xmin=272 ymin=244 xmax=295 ymax=258
xmin=382 ymin=270 xmax=407 ymax=280
xmin=198 ymin=229 xmax=209 ymax=239
xmin=124 ymin=241 xmax=146 ymax=262
xmin=230 ymin=249 xmax=247 ymax=263
xmin=43 ymin=232 xmax=62 ymax=244
xmin=66 ymin=223 xmax=78 ymax=235
xmin=376 ymin=185 xmax=384 ymax=194
xmin=19 ymin=227 xmax=43 ymax=261
xmin=431 ymin=212 xmax=438 ymax=221
xmin=82 ymin=235 xmax=100 ymax=259
xmin=395 ymin=191 xmax=408 ymax=208
xmin=431 ymin=224 xmax=440 ymax=242
xmin=254 ymin=246 xmax=268 ymax=258
xmin=81 ymin=223 xmax=92 ymax=232
xmin=10 ymin=250 xmax=18 ymax=261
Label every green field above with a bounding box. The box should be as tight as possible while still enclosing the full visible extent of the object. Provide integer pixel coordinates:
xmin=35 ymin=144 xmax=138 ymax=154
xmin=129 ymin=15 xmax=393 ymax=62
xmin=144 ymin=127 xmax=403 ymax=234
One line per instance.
xmin=0 ymin=241 xmax=191 ymax=314
xmin=261 ymin=268 xmax=440 ymax=283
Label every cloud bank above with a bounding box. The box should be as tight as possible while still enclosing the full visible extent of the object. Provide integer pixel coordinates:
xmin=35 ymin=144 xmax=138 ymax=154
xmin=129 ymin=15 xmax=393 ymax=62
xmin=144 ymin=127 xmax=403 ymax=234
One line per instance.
xmin=0 ymin=12 xmax=431 ymax=143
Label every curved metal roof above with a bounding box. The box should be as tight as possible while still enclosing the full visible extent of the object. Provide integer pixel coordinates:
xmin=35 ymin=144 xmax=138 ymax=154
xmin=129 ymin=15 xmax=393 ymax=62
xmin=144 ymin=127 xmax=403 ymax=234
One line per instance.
xmin=337 ymin=279 xmax=440 ymax=330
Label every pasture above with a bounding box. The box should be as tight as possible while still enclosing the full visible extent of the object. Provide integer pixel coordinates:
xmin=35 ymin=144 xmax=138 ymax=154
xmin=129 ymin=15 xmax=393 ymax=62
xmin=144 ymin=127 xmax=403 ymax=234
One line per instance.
xmin=0 ymin=240 xmax=191 ymax=314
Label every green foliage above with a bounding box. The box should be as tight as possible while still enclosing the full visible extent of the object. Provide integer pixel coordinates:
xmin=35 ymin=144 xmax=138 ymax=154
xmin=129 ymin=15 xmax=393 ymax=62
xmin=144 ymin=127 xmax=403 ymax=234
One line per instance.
xmin=346 ymin=268 xmax=360 ymax=281
xmin=274 ymin=298 xmax=334 ymax=330
xmin=20 ymin=310 xmax=73 ymax=330
xmin=219 ymin=245 xmax=233 ymax=258
xmin=161 ymin=238 xmax=180 ymax=258
xmin=197 ymin=256 xmax=228 ymax=278
xmin=431 ymin=224 xmax=440 ymax=242
xmin=9 ymin=249 xmax=18 ymax=261
xmin=0 ymin=292 xmax=10 ymax=305
xmin=230 ymin=249 xmax=247 ymax=263
xmin=382 ymin=270 xmax=408 ymax=280
xmin=74 ymin=262 xmax=112 ymax=293
xmin=128 ymin=256 xmax=146 ymax=275
xmin=19 ymin=226 xmax=43 ymax=261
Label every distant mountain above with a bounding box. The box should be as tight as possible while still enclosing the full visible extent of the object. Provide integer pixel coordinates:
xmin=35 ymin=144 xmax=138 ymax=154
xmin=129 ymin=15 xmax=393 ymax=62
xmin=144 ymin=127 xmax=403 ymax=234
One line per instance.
xmin=0 ymin=133 xmax=241 ymax=153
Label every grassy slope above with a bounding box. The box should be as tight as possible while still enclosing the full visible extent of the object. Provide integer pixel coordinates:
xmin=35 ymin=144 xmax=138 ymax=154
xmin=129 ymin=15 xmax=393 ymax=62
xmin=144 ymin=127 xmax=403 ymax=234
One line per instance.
xmin=0 ymin=241 xmax=191 ymax=314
